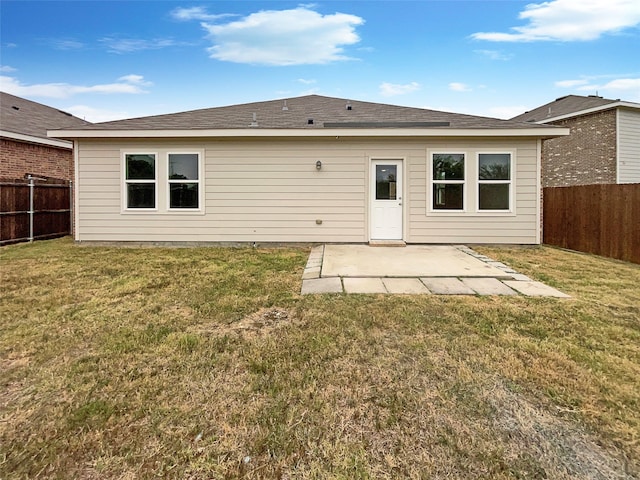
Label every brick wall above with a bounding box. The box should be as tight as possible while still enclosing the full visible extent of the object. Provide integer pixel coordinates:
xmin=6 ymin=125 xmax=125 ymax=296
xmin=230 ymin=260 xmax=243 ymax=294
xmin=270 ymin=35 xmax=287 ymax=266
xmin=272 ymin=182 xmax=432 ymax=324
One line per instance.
xmin=541 ymin=109 xmax=617 ymax=187
xmin=0 ymin=138 xmax=74 ymax=182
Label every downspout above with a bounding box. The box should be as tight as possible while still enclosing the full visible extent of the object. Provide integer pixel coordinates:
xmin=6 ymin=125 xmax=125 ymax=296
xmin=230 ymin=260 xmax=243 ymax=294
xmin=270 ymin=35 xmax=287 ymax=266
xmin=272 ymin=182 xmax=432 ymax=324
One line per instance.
xmin=536 ymin=139 xmax=542 ymax=245
xmin=73 ymin=139 xmax=80 ymax=241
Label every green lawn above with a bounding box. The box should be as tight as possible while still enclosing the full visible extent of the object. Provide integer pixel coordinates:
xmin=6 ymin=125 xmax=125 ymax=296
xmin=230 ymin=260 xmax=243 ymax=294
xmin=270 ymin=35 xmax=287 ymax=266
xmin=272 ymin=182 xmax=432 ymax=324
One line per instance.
xmin=1 ymin=238 xmax=639 ymax=479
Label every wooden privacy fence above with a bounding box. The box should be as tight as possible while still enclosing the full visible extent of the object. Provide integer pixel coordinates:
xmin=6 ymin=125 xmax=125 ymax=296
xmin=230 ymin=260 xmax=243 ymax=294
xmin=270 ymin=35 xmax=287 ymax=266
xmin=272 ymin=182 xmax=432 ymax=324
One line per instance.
xmin=543 ymin=183 xmax=640 ymax=264
xmin=0 ymin=176 xmax=72 ymax=245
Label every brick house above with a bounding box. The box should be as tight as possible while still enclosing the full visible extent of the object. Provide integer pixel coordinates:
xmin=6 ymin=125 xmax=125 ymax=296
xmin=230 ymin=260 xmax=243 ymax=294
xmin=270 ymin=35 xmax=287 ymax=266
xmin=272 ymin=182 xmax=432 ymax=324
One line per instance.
xmin=1 ymin=92 xmax=89 ymax=181
xmin=511 ymin=95 xmax=640 ymax=187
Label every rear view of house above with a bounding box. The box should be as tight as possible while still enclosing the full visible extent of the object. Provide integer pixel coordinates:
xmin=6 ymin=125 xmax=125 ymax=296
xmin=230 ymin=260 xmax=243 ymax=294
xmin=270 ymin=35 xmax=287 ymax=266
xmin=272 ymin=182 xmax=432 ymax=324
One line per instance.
xmin=511 ymin=95 xmax=640 ymax=187
xmin=50 ymin=95 xmax=568 ymax=245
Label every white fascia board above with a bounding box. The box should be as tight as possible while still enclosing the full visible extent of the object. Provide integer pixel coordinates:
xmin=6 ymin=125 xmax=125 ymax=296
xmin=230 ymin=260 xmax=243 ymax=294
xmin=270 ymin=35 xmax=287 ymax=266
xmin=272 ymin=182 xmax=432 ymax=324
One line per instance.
xmin=2 ymin=130 xmax=73 ymax=149
xmin=49 ymin=127 xmax=570 ymax=139
xmin=534 ymin=101 xmax=640 ymax=124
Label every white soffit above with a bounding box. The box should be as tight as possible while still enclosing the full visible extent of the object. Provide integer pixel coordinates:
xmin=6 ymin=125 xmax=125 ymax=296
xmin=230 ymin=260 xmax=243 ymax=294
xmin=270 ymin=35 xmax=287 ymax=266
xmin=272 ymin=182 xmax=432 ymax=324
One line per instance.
xmin=2 ymin=130 xmax=73 ymax=149
xmin=49 ymin=127 xmax=570 ymax=139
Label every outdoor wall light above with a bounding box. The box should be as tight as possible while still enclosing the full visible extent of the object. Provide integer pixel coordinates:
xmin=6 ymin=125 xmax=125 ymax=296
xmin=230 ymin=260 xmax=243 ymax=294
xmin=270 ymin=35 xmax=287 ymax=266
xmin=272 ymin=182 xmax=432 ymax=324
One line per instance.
xmin=316 ymin=160 xmax=322 ymax=170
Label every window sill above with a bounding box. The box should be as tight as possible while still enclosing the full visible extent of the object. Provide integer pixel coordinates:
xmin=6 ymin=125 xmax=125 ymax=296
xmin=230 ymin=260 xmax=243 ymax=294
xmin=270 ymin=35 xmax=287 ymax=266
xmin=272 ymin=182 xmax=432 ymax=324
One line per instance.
xmin=427 ymin=210 xmax=516 ymax=217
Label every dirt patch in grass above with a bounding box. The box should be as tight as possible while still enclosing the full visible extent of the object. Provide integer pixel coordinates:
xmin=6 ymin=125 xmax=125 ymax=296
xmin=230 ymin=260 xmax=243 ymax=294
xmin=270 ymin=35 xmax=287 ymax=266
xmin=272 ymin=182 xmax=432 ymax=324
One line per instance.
xmin=488 ymin=381 xmax=633 ymax=479
xmin=192 ymin=307 xmax=299 ymax=337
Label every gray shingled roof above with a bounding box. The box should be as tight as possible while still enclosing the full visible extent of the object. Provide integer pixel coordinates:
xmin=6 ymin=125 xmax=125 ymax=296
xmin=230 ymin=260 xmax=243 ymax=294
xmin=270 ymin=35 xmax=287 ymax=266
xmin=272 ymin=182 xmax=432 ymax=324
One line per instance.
xmin=511 ymin=95 xmax=619 ymax=123
xmin=1 ymin=91 xmax=90 ymax=140
xmin=63 ymin=95 xmax=548 ymax=131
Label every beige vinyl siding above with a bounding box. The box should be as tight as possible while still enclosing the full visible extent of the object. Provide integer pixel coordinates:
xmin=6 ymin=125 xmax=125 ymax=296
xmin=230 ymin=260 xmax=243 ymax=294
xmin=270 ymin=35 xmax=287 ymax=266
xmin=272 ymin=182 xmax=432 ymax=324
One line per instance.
xmin=618 ymin=109 xmax=640 ymax=183
xmin=77 ymin=138 xmax=367 ymax=243
xmin=76 ymin=136 xmax=540 ymax=244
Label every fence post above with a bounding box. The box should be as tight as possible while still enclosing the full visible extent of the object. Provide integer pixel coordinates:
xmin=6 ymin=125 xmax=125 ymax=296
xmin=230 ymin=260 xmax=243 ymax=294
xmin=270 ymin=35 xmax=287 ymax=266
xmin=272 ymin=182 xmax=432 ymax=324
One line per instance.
xmin=28 ymin=175 xmax=35 ymax=242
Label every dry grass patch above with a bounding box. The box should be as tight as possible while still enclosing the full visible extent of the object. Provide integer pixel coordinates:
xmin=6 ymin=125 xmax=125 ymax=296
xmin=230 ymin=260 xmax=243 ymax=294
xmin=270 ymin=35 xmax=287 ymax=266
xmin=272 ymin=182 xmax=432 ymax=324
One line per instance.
xmin=1 ymin=239 xmax=638 ymax=479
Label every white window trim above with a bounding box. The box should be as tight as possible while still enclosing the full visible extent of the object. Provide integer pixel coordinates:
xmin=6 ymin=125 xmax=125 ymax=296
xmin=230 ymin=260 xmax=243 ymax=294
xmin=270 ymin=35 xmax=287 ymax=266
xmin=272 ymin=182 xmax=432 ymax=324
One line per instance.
xmin=166 ymin=151 xmax=204 ymax=213
xmin=476 ymin=151 xmax=515 ymax=215
xmin=122 ymin=151 xmax=158 ymax=213
xmin=427 ymin=151 xmax=467 ymax=214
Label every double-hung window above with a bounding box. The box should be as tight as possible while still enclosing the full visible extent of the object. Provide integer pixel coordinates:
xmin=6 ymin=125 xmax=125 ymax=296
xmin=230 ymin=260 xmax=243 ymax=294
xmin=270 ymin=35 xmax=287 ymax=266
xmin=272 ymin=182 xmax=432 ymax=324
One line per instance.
xmin=168 ymin=153 xmax=200 ymax=210
xmin=125 ymin=153 xmax=156 ymax=209
xmin=478 ymin=153 xmax=512 ymax=211
xmin=432 ymin=153 xmax=465 ymax=210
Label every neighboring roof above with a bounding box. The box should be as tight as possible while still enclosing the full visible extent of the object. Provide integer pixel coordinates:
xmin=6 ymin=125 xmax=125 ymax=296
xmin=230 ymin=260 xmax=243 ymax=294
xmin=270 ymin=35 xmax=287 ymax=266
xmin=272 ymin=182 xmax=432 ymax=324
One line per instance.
xmin=511 ymin=94 xmax=640 ymax=124
xmin=49 ymin=95 xmax=567 ymax=139
xmin=1 ymin=91 xmax=90 ymax=148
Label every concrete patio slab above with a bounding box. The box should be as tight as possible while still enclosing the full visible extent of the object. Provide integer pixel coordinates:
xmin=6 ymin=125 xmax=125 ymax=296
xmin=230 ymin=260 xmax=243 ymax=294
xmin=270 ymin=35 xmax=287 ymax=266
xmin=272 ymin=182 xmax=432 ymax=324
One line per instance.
xmin=343 ymin=277 xmax=387 ymax=294
xmin=509 ymin=273 xmax=533 ymax=282
xmin=382 ymin=278 xmax=431 ymax=294
xmin=504 ymin=281 xmax=571 ymax=298
xmin=462 ymin=278 xmax=518 ymax=296
xmin=322 ymin=244 xmax=510 ymax=278
xmin=301 ymin=244 xmax=567 ymax=297
xmin=421 ymin=277 xmax=476 ymax=295
xmin=301 ymin=277 xmax=342 ymax=294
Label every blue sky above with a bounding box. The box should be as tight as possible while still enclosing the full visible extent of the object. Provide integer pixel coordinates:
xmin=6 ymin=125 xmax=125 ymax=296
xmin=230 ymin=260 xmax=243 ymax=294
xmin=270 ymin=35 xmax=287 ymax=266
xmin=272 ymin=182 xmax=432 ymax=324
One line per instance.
xmin=1 ymin=0 xmax=639 ymax=122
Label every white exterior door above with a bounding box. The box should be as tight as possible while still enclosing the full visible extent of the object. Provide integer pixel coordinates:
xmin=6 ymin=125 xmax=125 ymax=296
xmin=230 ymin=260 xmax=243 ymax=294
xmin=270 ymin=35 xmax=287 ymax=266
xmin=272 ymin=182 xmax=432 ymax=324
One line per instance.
xmin=370 ymin=159 xmax=403 ymax=240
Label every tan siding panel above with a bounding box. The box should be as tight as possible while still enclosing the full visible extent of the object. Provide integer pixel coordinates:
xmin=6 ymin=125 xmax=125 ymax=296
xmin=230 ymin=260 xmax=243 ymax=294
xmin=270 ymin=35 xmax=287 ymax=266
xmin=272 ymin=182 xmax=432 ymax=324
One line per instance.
xmin=618 ymin=109 xmax=640 ymax=183
xmin=76 ymin=137 xmax=540 ymax=244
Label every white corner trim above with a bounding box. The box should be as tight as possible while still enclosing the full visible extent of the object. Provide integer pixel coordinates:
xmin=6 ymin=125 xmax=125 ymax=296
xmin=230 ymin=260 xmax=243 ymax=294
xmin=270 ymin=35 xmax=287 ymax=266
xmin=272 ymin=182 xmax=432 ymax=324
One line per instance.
xmin=536 ymin=139 xmax=542 ymax=245
xmin=74 ymin=140 xmax=80 ymax=241
xmin=616 ymin=109 xmax=621 ymax=184
xmin=2 ymin=130 xmax=73 ymax=149
xmin=48 ymin=127 xmax=570 ymax=139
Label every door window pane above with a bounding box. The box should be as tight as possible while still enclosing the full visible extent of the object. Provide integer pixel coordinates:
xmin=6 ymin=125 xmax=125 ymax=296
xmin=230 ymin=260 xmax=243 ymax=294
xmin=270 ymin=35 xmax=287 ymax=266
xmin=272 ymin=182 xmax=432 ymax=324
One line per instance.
xmin=376 ymin=165 xmax=397 ymax=200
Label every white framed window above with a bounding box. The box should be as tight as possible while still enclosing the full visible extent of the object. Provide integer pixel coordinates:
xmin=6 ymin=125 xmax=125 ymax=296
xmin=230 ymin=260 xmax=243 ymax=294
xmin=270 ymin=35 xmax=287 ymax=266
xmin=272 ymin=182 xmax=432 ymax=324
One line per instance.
xmin=477 ymin=153 xmax=512 ymax=212
xmin=430 ymin=152 xmax=466 ymax=211
xmin=124 ymin=153 xmax=157 ymax=210
xmin=168 ymin=152 xmax=201 ymax=210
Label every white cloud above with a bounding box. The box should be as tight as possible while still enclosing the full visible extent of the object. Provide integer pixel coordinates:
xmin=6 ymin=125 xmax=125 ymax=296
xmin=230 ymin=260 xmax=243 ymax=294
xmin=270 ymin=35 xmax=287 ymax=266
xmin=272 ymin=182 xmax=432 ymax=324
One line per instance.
xmin=64 ymin=105 xmax=132 ymax=123
xmin=576 ymin=78 xmax=640 ymax=100
xmin=201 ymin=7 xmax=364 ymax=65
xmin=488 ymin=105 xmax=530 ymax=119
xmin=100 ymin=37 xmax=188 ymax=54
xmin=297 ymin=78 xmax=317 ymax=85
xmin=472 ymin=0 xmax=640 ymax=42
xmin=555 ymin=75 xmax=640 ymax=100
xmin=379 ymin=81 xmax=420 ymax=96
xmin=0 ymin=65 xmax=17 ymax=72
xmin=50 ymin=39 xmax=84 ymax=50
xmin=474 ymin=49 xmax=513 ymax=61
xmin=0 ymin=74 xmax=152 ymax=99
xmin=449 ymin=82 xmax=472 ymax=92
xmin=555 ymin=79 xmax=590 ymax=88
xmin=118 ymin=74 xmax=152 ymax=86
xmin=171 ymin=6 xmax=236 ymax=22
